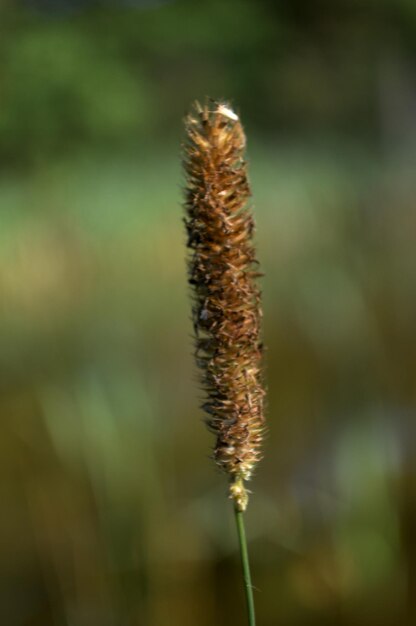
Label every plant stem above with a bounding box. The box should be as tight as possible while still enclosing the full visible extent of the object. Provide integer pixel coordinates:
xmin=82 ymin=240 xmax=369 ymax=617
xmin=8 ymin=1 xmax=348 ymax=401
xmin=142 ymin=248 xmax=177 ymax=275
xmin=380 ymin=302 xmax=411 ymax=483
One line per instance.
xmin=234 ymin=506 xmax=256 ymax=626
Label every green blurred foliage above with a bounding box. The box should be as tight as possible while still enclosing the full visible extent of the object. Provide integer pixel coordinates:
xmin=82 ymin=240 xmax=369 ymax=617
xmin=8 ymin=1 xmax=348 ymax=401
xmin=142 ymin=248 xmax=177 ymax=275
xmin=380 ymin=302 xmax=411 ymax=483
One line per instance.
xmin=0 ymin=1 xmax=416 ymax=625
xmin=1 ymin=0 xmax=416 ymax=164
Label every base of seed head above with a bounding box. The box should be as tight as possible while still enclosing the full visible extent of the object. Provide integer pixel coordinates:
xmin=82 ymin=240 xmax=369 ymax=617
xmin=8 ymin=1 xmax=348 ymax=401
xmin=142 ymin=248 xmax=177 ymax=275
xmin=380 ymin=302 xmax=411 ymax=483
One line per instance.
xmin=229 ymin=477 xmax=249 ymax=512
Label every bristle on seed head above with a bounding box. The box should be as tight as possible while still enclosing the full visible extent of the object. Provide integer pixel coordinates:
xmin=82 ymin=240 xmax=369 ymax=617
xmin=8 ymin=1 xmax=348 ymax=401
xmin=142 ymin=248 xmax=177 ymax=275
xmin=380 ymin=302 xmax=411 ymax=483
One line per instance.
xmin=217 ymin=103 xmax=239 ymax=121
xmin=183 ymin=99 xmax=266 ymax=511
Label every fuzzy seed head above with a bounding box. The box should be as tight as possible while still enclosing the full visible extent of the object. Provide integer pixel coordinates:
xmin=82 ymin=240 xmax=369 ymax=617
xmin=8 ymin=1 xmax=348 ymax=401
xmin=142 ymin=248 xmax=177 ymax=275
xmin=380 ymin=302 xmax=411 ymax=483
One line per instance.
xmin=183 ymin=100 xmax=266 ymax=508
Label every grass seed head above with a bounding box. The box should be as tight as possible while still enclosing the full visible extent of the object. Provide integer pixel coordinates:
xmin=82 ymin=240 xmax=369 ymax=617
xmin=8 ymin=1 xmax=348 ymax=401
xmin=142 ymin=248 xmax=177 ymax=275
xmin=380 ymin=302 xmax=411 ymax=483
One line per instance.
xmin=183 ymin=99 xmax=265 ymax=511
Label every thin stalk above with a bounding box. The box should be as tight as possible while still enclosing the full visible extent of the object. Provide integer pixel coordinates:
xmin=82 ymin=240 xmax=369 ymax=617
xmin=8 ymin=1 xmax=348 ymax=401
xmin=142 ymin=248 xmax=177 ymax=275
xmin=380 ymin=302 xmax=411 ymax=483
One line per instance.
xmin=234 ymin=506 xmax=256 ymax=626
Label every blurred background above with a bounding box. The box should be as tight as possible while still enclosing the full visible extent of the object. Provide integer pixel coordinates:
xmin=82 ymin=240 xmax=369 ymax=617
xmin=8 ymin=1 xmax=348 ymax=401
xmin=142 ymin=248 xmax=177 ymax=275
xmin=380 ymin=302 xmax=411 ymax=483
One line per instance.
xmin=1 ymin=0 xmax=416 ymax=624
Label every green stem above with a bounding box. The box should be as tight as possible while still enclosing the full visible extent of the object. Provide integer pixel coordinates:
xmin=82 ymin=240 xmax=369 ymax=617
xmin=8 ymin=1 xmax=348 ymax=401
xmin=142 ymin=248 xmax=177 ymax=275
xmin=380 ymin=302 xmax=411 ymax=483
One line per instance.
xmin=234 ymin=507 xmax=256 ymax=626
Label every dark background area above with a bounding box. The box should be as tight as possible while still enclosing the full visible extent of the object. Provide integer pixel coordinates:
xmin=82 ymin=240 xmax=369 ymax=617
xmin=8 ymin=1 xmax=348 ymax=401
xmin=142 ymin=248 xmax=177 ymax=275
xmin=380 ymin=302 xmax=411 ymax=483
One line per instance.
xmin=1 ymin=1 xmax=416 ymax=624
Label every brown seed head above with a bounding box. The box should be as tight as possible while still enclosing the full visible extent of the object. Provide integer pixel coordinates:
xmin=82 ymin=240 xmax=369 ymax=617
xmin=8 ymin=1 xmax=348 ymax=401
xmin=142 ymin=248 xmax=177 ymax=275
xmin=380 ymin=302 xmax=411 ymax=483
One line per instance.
xmin=183 ymin=100 xmax=265 ymax=510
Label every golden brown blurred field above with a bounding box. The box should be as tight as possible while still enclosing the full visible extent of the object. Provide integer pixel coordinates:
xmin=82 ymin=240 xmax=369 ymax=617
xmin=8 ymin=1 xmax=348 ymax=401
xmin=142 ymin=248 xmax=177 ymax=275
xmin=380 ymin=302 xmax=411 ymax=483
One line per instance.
xmin=1 ymin=1 xmax=416 ymax=625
